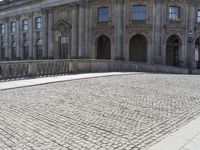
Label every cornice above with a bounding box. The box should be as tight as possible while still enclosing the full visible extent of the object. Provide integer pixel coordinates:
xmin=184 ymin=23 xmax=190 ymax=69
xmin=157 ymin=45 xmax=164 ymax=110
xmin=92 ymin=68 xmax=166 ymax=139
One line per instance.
xmin=0 ymin=0 xmax=37 ymax=11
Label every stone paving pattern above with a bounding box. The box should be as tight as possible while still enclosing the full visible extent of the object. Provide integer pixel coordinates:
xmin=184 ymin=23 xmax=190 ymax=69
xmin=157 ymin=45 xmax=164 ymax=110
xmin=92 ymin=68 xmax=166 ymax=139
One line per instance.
xmin=0 ymin=74 xmax=200 ymax=150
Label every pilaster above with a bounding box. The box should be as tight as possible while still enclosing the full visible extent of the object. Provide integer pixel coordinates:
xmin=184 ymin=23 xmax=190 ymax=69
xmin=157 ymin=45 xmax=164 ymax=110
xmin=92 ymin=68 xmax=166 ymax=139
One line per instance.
xmin=71 ymin=4 xmax=78 ymax=58
xmin=16 ymin=15 xmax=20 ymax=60
xmin=115 ymin=0 xmax=124 ymax=60
xmin=4 ymin=17 xmax=9 ymax=61
xmin=42 ymin=8 xmax=48 ymax=59
xmin=28 ymin=13 xmax=33 ymax=60
xmin=78 ymin=0 xmax=86 ymax=58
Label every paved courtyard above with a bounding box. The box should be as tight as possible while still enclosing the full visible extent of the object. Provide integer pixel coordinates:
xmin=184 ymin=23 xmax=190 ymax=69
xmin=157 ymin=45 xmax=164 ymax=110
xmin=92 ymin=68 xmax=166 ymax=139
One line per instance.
xmin=0 ymin=73 xmax=200 ymax=150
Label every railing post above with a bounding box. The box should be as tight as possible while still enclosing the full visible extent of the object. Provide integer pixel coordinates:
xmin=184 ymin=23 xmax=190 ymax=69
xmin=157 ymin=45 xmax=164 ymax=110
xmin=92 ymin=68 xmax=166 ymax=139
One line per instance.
xmin=28 ymin=62 xmax=38 ymax=77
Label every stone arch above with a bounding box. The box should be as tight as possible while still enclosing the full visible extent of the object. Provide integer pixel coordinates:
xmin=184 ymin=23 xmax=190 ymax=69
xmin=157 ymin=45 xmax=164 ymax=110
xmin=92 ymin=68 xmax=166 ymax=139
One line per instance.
xmin=195 ymin=36 xmax=200 ymax=69
xmin=129 ymin=34 xmax=147 ymax=62
xmin=96 ymin=35 xmax=111 ymax=59
xmin=166 ymin=34 xmax=182 ymax=67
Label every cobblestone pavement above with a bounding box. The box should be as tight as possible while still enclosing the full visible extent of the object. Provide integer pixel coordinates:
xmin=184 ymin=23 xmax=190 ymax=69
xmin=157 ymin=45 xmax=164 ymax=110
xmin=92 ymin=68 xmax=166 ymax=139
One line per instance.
xmin=0 ymin=73 xmax=200 ymax=150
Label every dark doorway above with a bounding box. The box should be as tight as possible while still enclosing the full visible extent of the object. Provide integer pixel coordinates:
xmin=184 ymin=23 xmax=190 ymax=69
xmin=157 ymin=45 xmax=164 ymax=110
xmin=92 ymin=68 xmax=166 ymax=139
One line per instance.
xmin=129 ymin=34 xmax=147 ymax=62
xmin=36 ymin=40 xmax=43 ymax=60
xmin=23 ymin=41 xmax=29 ymax=60
xmin=166 ymin=35 xmax=181 ymax=67
xmin=59 ymin=36 xmax=69 ymax=59
xmin=97 ymin=35 xmax=111 ymax=59
xmin=195 ymin=37 xmax=200 ymax=69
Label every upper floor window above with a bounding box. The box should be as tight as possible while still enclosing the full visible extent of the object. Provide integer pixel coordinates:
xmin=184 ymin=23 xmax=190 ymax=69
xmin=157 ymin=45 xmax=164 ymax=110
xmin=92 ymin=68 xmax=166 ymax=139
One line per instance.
xmin=0 ymin=24 xmax=5 ymax=34
xmin=197 ymin=9 xmax=200 ymax=23
xmin=22 ymin=19 xmax=29 ymax=31
xmin=98 ymin=7 xmax=109 ymax=22
xmin=169 ymin=6 xmax=180 ymax=21
xmin=132 ymin=5 xmax=146 ymax=21
xmin=35 ymin=17 xmax=42 ymax=29
xmin=10 ymin=21 xmax=16 ymax=33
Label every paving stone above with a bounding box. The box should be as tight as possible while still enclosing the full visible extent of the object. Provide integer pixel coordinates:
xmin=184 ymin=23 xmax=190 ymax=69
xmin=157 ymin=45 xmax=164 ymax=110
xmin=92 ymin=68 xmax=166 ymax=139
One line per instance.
xmin=0 ymin=74 xmax=200 ymax=149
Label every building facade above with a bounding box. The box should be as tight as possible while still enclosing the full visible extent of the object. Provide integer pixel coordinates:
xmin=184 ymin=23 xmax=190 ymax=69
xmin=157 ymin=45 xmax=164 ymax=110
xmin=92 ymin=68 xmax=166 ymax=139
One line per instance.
xmin=0 ymin=0 xmax=200 ymax=69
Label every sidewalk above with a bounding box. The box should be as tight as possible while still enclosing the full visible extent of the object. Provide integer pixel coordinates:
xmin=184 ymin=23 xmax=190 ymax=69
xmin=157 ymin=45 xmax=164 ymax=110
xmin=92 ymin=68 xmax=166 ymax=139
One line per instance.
xmin=149 ymin=116 xmax=200 ymax=150
xmin=0 ymin=72 xmax=138 ymax=90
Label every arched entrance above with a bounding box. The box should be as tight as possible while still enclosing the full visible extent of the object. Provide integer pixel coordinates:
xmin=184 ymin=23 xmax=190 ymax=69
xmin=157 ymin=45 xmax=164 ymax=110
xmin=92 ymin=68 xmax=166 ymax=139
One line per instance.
xmin=129 ymin=34 xmax=147 ymax=62
xmin=53 ymin=20 xmax=71 ymax=59
xmin=59 ymin=36 xmax=69 ymax=59
xmin=23 ymin=41 xmax=29 ymax=60
xmin=195 ymin=37 xmax=200 ymax=69
xmin=96 ymin=35 xmax=111 ymax=59
xmin=36 ymin=40 xmax=43 ymax=60
xmin=166 ymin=35 xmax=181 ymax=67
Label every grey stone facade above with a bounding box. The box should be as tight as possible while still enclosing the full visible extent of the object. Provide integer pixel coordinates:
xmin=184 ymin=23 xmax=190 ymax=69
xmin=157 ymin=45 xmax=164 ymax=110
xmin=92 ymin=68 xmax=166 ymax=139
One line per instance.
xmin=0 ymin=0 xmax=200 ymax=69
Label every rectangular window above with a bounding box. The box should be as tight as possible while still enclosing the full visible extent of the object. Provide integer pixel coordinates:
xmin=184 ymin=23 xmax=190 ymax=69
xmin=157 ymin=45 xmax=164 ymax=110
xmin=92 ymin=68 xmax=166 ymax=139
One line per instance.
xmin=169 ymin=6 xmax=180 ymax=21
xmin=35 ymin=17 xmax=42 ymax=29
xmin=132 ymin=5 xmax=146 ymax=21
xmin=0 ymin=24 xmax=5 ymax=34
xmin=10 ymin=22 xmax=16 ymax=33
xmin=22 ymin=19 xmax=29 ymax=31
xmin=98 ymin=7 xmax=109 ymax=22
xmin=197 ymin=10 xmax=200 ymax=23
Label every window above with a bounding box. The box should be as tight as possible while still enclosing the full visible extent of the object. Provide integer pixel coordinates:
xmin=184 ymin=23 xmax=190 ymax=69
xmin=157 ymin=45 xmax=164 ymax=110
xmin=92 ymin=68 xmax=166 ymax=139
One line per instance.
xmin=197 ymin=10 xmax=200 ymax=23
xmin=10 ymin=21 xmax=16 ymax=33
xmin=132 ymin=5 xmax=146 ymax=21
xmin=36 ymin=40 xmax=43 ymax=59
xmin=169 ymin=6 xmax=180 ymax=21
xmin=98 ymin=7 xmax=109 ymax=22
xmin=0 ymin=24 xmax=5 ymax=34
xmin=22 ymin=19 xmax=28 ymax=31
xmin=35 ymin=17 xmax=42 ymax=29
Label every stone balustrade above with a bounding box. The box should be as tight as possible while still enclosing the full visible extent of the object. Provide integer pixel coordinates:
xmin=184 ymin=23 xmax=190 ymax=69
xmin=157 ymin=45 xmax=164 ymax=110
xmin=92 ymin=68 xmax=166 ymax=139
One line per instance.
xmin=0 ymin=59 xmax=193 ymax=81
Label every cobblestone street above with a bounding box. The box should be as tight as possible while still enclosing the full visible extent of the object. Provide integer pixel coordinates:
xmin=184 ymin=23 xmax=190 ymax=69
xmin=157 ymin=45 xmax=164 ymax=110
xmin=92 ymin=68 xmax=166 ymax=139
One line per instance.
xmin=0 ymin=73 xmax=200 ymax=150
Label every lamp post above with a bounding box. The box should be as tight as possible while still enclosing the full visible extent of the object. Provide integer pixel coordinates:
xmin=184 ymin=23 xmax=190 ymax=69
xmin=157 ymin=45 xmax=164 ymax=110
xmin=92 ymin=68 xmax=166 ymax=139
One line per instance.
xmin=188 ymin=30 xmax=194 ymax=74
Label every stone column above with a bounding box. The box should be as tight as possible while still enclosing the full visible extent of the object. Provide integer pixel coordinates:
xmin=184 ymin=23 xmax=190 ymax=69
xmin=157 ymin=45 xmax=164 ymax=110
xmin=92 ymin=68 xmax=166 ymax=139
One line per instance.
xmin=78 ymin=1 xmax=86 ymax=58
xmin=115 ymin=0 xmax=123 ymax=60
xmin=48 ymin=8 xmax=54 ymax=59
xmin=153 ymin=0 xmax=164 ymax=64
xmin=187 ymin=2 xmax=196 ymax=69
xmin=4 ymin=18 xmax=9 ymax=61
xmin=42 ymin=8 xmax=48 ymax=59
xmin=16 ymin=16 xmax=20 ymax=60
xmin=71 ymin=4 xmax=78 ymax=58
xmin=29 ymin=13 xmax=33 ymax=60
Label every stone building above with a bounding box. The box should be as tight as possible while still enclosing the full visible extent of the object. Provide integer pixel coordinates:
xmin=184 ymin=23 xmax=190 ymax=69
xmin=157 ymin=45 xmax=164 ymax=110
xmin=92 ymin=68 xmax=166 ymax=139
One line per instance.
xmin=0 ymin=0 xmax=200 ymax=69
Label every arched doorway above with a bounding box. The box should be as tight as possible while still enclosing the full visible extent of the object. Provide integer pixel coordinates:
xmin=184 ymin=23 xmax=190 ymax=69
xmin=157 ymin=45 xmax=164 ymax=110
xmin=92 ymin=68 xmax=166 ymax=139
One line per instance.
xmin=11 ymin=41 xmax=16 ymax=60
xmin=36 ymin=40 xmax=43 ymax=60
xmin=53 ymin=20 xmax=71 ymax=59
xmin=23 ymin=41 xmax=29 ymax=60
xmin=195 ymin=37 xmax=200 ymax=69
xmin=96 ymin=35 xmax=111 ymax=59
xmin=59 ymin=36 xmax=69 ymax=59
xmin=129 ymin=34 xmax=147 ymax=62
xmin=166 ymin=35 xmax=181 ymax=67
